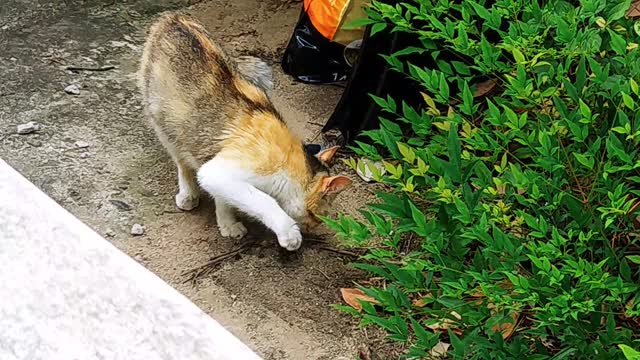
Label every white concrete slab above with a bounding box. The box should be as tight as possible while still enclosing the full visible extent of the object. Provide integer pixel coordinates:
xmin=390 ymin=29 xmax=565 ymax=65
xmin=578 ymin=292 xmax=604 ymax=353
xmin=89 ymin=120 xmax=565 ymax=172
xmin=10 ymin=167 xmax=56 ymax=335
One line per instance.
xmin=0 ymin=159 xmax=262 ymax=360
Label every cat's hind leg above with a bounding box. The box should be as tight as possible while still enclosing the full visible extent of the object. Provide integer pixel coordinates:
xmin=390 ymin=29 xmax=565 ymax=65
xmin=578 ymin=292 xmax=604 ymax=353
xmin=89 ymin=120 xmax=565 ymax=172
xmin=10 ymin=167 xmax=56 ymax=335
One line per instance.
xmin=215 ymin=198 xmax=248 ymax=239
xmin=175 ymin=160 xmax=200 ymax=211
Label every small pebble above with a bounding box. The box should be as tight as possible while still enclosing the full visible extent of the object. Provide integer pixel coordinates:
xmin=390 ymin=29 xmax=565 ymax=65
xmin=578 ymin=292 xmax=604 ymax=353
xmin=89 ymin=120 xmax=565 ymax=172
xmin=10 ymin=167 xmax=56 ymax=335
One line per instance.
xmin=75 ymin=140 xmax=90 ymax=148
xmin=130 ymin=223 xmax=145 ymax=236
xmin=134 ymin=254 xmax=144 ymax=262
xmin=105 ymin=229 xmax=116 ymax=237
xmin=230 ymin=294 xmax=237 ymax=301
xmin=17 ymin=121 xmax=40 ymax=135
xmin=27 ymin=139 xmax=43 ymax=147
xmin=64 ymin=84 xmax=81 ymax=95
xmin=80 ymin=152 xmax=90 ymax=159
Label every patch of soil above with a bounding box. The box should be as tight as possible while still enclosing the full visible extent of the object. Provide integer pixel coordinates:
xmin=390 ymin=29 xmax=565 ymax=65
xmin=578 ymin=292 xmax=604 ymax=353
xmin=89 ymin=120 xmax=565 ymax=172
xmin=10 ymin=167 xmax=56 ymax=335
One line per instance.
xmin=0 ymin=0 xmax=389 ymax=359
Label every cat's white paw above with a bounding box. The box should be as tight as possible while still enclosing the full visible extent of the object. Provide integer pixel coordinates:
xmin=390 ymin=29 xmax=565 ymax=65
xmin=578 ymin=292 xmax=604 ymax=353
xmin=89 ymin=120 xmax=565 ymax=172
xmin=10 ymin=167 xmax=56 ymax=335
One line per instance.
xmin=175 ymin=192 xmax=200 ymax=211
xmin=276 ymin=223 xmax=302 ymax=251
xmin=218 ymin=221 xmax=248 ymax=239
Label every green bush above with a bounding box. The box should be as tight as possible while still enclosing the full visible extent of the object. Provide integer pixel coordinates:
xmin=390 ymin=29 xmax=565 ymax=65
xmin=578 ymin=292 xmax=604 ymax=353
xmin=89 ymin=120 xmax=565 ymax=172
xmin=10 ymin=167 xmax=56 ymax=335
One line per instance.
xmin=328 ymin=0 xmax=640 ymax=358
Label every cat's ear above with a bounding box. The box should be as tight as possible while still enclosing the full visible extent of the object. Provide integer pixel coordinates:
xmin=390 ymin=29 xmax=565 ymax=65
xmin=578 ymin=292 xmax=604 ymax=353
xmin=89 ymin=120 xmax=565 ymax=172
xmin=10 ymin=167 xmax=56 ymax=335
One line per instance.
xmin=321 ymin=175 xmax=353 ymax=195
xmin=316 ymin=145 xmax=341 ymax=164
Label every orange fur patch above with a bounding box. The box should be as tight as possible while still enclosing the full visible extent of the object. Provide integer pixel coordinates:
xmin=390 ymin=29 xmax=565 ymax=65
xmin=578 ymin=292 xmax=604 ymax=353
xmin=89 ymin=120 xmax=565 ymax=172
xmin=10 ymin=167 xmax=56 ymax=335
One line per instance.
xmin=219 ymin=111 xmax=311 ymax=181
xmin=233 ymin=77 xmax=269 ymax=104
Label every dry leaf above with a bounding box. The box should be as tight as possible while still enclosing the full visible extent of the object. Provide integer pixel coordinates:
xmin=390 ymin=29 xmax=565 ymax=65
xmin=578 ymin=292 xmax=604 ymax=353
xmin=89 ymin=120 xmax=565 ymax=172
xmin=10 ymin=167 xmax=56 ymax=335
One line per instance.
xmin=426 ymin=311 xmax=462 ymax=331
xmin=412 ymin=292 xmax=433 ymax=307
xmin=413 ymin=298 xmax=427 ymax=307
xmin=340 ymin=288 xmax=379 ymax=311
xmin=429 ymin=342 xmax=451 ymax=358
xmin=627 ymin=1 xmax=640 ymax=17
xmin=491 ymin=311 xmax=519 ymax=340
xmin=473 ymin=79 xmax=497 ymax=97
xmin=624 ymin=297 xmax=636 ymax=319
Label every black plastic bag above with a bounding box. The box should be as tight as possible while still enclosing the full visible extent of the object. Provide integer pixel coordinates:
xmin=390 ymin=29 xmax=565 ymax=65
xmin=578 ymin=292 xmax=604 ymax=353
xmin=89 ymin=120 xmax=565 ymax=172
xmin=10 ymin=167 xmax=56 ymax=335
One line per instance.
xmin=281 ymin=8 xmax=351 ymax=84
xmin=321 ymin=10 xmax=425 ymax=143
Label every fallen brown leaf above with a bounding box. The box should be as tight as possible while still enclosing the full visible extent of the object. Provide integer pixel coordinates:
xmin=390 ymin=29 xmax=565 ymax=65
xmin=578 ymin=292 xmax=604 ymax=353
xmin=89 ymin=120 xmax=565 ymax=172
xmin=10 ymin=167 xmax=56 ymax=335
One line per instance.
xmin=624 ymin=297 xmax=636 ymax=319
xmin=473 ymin=79 xmax=497 ymax=97
xmin=491 ymin=311 xmax=519 ymax=340
xmin=429 ymin=342 xmax=451 ymax=358
xmin=412 ymin=292 xmax=433 ymax=307
xmin=340 ymin=288 xmax=379 ymax=311
xmin=413 ymin=298 xmax=427 ymax=307
xmin=426 ymin=311 xmax=462 ymax=331
xmin=627 ymin=1 xmax=640 ymax=17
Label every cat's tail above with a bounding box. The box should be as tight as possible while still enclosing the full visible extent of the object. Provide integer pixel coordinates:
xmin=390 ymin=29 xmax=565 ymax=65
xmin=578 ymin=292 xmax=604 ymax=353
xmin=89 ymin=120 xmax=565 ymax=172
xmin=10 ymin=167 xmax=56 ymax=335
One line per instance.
xmin=235 ymin=56 xmax=273 ymax=97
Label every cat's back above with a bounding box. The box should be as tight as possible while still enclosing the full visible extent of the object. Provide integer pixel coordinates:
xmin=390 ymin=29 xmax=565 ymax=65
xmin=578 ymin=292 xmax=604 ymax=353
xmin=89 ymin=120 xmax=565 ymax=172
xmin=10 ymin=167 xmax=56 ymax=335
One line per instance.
xmin=139 ymin=13 xmax=233 ymax=96
xmin=138 ymin=14 xmax=237 ymax=165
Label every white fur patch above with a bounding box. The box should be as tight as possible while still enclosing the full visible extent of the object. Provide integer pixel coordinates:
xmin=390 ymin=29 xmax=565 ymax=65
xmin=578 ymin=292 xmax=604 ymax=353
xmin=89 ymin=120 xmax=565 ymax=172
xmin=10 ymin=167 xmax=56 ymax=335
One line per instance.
xmin=197 ymin=157 xmax=303 ymax=251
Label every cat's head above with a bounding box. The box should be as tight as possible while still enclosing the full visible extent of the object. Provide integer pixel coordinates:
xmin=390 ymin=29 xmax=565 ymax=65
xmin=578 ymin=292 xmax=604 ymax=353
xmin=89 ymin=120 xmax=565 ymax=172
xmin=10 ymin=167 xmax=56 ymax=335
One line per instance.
xmin=301 ymin=145 xmax=353 ymax=231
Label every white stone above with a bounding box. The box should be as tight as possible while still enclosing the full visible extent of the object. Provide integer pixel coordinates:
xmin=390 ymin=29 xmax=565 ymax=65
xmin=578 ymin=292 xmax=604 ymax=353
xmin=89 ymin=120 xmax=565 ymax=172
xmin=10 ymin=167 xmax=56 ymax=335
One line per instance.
xmin=75 ymin=140 xmax=90 ymax=149
xmin=130 ymin=224 xmax=145 ymax=236
xmin=16 ymin=121 xmax=40 ymax=135
xmin=80 ymin=152 xmax=90 ymax=159
xmin=0 ymin=159 xmax=261 ymax=360
xmin=105 ymin=229 xmax=116 ymax=237
xmin=64 ymin=84 xmax=81 ymax=95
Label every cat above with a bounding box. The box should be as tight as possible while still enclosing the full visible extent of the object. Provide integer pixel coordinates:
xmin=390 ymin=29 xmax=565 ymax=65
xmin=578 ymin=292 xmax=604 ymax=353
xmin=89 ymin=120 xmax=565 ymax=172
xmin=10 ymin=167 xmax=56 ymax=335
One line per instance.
xmin=138 ymin=14 xmax=352 ymax=251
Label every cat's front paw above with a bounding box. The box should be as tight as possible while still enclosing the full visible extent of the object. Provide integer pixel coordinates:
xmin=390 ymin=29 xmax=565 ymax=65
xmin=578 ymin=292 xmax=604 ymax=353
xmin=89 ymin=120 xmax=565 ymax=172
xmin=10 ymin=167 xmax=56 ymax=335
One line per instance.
xmin=276 ymin=223 xmax=302 ymax=251
xmin=218 ymin=221 xmax=248 ymax=239
xmin=175 ymin=192 xmax=200 ymax=211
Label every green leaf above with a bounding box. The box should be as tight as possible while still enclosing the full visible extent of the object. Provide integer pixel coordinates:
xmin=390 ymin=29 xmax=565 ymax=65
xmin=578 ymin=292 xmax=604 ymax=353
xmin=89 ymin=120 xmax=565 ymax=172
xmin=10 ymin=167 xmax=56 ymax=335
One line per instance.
xmin=410 ymin=317 xmax=433 ymax=344
xmin=619 ymin=344 xmax=640 ymax=360
xmin=622 ymin=92 xmax=635 ymax=110
xmin=510 ymin=47 xmax=525 ymax=63
xmin=574 ymin=153 xmax=595 ymax=170
xmin=608 ymin=29 xmax=627 ymax=55
xmin=397 ymin=142 xmax=416 ymax=164
xmin=461 ymin=81 xmax=474 ymax=115
xmin=392 ymin=46 xmax=427 ymax=57
xmin=627 ymin=255 xmax=640 ymax=265
xmin=439 ymin=73 xmax=450 ymax=100
xmin=371 ymin=23 xmax=387 ymax=37
xmin=608 ymin=0 xmax=632 ymax=21
xmin=343 ymin=17 xmax=377 ymax=29
xmin=448 ymin=125 xmax=462 ymax=182
xmin=409 ymin=200 xmax=426 ymax=227
xmin=631 ymin=78 xmax=639 ymax=96
xmin=468 ymin=0 xmax=491 ymax=21
xmin=579 ymin=99 xmax=592 ymax=119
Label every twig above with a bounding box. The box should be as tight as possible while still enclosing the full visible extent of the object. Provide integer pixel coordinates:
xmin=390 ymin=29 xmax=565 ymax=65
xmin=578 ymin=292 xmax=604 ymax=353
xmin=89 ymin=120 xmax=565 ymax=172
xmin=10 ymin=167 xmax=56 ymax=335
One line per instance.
xmin=303 ymin=236 xmax=329 ymax=244
xmin=181 ymin=234 xmax=359 ymax=285
xmin=181 ymin=238 xmax=257 ymax=284
xmin=65 ymin=65 xmax=116 ymax=72
xmin=316 ymin=245 xmax=359 ymax=258
xmin=303 ymin=234 xmax=361 ymax=257
xmin=314 ymin=267 xmax=331 ymax=280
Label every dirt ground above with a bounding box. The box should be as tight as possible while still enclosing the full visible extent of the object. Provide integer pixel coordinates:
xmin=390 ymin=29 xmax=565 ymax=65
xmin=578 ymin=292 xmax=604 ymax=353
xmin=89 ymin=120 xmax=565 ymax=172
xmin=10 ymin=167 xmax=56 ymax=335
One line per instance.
xmin=0 ymin=1 xmax=389 ymax=359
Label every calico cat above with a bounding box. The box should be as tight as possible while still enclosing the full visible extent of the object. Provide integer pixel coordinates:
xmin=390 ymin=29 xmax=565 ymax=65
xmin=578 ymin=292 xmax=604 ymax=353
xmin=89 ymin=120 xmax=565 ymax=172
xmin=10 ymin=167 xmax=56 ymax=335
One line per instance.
xmin=138 ymin=14 xmax=352 ymax=251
